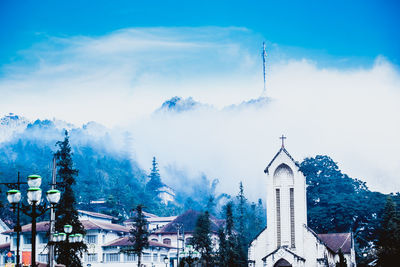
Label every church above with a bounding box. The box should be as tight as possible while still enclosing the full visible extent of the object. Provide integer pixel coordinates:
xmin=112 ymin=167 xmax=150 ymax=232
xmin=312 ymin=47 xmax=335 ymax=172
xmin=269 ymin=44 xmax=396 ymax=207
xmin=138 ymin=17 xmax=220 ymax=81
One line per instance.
xmin=248 ymin=138 xmax=357 ymax=267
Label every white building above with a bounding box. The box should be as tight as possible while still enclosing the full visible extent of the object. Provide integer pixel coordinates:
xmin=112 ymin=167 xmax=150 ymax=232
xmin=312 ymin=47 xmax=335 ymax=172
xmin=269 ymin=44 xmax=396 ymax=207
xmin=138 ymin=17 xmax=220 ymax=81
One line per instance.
xmin=0 ymin=219 xmax=10 ymax=266
xmin=248 ymin=143 xmax=356 ymax=267
xmin=149 ymin=209 xmax=223 ymax=266
xmin=2 ymin=210 xmax=173 ymax=267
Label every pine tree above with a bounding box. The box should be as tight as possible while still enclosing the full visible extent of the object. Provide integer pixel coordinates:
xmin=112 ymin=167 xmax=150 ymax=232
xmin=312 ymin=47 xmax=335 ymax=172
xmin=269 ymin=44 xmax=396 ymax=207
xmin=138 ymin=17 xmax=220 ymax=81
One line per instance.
xmin=376 ymin=196 xmax=400 ymax=266
xmin=225 ymin=202 xmax=239 ymax=267
xmin=217 ymin=228 xmax=227 ymax=266
xmin=236 ymin=182 xmax=248 ymax=266
xmin=54 ymin=131 xmax=87 ymax=267
xmin=128 ymin=204 xmax=150 ymax=267
xmin=146 ymin=157 xmax=163 ymax=195
xmin=192 ymin=211 xmax=213 ymax=266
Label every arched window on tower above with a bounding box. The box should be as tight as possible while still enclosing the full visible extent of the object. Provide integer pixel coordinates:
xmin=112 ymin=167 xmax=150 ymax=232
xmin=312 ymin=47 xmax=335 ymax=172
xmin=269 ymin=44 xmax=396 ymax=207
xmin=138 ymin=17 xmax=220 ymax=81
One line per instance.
xmin=273 ymin=163 xmax=294 ymax=185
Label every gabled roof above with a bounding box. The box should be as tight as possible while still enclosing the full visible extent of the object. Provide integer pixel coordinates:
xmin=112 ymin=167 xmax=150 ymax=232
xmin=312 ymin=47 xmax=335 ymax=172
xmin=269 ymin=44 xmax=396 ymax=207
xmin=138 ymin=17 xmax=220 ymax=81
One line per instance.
xmin=102 ymin=236 xmax=173 ymax=249
xmin=147 ymin=216 xmax=177 ymax=222
xmin=156 ymin=210 xmax=223 ymax=234
xmin=264 ymin=147 xmax=299 ymax=174
xmin=81 ymin=220 xmax=129 ymax=233
xmin=0 ymin=242 xmax=10 ymax=250
xmin=78 ymin=210 xmax=117 ymax=220
xmin=2 ymin=221 xmax=50 ymax=234
xmin=124 ymin=211 xmax=158 ymax=223
xmin=318 ymin=233 xmax=352 ymax=254
xmin=3 ymin=220 xmax=129 ymax=234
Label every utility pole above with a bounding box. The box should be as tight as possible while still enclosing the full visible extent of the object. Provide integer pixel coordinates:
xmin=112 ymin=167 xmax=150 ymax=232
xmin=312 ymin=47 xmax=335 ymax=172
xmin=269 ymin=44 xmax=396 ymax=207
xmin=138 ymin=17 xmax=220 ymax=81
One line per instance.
xmin=48 ymin=155 xmax=57 ymax=267
xmin=174 ymin=223 xmax=183 ymax=267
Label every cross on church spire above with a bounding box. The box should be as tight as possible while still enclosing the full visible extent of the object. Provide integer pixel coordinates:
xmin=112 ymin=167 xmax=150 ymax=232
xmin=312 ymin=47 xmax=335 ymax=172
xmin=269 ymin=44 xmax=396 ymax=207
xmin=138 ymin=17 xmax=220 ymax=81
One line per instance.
xmin=279 ymin=134 xmax=287 ymax=148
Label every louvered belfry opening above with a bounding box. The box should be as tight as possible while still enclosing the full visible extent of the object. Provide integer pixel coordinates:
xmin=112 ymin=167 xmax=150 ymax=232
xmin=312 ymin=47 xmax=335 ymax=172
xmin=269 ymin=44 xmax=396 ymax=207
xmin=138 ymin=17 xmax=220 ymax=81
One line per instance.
xmin=276 ymin=188 xmax=281 ymax=247
xmin=290 ymin=187 xmax=295 ymax=248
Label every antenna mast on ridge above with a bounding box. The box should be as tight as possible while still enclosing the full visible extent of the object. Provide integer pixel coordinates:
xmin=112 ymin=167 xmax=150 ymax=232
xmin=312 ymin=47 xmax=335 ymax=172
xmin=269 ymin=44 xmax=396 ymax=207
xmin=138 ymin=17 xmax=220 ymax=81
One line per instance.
xmin=262 ymin=42 xmax=267 ymax=96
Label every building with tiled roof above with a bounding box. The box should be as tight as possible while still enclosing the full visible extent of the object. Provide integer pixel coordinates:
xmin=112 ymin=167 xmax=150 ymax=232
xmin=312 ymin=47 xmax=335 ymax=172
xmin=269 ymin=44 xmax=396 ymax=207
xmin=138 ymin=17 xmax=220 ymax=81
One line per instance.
xmin=249 ymin=141 xmax=356 ymax=267
xmin=148 ymin=209 xmax=224 ymax=266
xmin=2 ymin=212 xmax=172 ymax=267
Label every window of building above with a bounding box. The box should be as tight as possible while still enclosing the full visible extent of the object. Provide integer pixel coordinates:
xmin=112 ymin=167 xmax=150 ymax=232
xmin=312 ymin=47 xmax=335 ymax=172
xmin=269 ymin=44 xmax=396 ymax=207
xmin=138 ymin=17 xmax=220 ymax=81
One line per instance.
xmin=151 ymin=238 xmax=158 ymax=242
xmin=24 ymin=235 xmax=32 ymax=245
xmin=104 ymin=253 xmax=120 ymax=262
xmin=276 ymin=188 xmax=281 ymax=247
xmin=40 ymin=234 xmax=48 ymax=244
xmin=160 ymin=254 xmax=167 ymax=262
xmin=153 ymin=253 xmax=158 ymax=262
xmin=143 ymin=253 xmax=151 ymax=262
xmin=124 ymin=253 xmax=136 ymax=262
xmin=38 ymin=254 xmax=48 ymax=263
xmin=86 ymin=235 xmax=98 ymax=244
xmin=85 ymin=253 xmax=98 ymax=262
xmin=163 ymin=238 xmax=171 ymax=245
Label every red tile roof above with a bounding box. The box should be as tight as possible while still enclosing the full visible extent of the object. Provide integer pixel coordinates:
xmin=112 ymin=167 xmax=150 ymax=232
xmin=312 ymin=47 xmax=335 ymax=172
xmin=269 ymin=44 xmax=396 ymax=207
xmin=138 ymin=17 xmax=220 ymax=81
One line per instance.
xmin=102 ymin=236 xmax=173 ymax=249
xmin=318 ymin=233 xmax=352 ymax=254
xmin=156 ymin=210 xmax=223 ymax=234
xmin=2 ymin=220 xmax=129 ymax=234
xmin=78 ymin=210 xmax=117 ymax=220
xmin=0 ymin=242 xmax=10 ymax=250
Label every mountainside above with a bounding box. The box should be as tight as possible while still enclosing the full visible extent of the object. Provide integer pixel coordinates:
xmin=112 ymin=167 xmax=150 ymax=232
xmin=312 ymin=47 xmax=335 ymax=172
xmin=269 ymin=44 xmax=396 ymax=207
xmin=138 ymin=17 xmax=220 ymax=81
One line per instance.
xmin=0 ymin=113 xmax=221 ymax=219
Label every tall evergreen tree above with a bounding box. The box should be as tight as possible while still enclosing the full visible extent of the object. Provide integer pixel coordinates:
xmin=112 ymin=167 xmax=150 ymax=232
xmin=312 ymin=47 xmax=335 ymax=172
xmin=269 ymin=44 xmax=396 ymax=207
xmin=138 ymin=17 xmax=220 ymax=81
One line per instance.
xmin=146 ymin=157 xmax=163 ymax=195
xmin=217 ymin=228 xmax=227 ymax=267
xmin=225 ymin=202 xmax=239 ymax=266
xmin=192 ymin=211 xmax=213 ymax=266
xmin=236 ymin=182 xmax=248 ymax=266
xmin=128 ymin=204 xmax=150 ymax=267
xmin=376 ymin=196 xmax=400 ymax=266
xmin=54 ymin=131 xmax=87 ymax=267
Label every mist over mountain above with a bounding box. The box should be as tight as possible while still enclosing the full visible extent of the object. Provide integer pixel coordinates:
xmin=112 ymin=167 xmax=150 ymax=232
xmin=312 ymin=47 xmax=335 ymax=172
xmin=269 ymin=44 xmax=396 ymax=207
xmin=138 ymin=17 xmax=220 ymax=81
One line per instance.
xmin=0 ymin=112 xmax=225 ymax=218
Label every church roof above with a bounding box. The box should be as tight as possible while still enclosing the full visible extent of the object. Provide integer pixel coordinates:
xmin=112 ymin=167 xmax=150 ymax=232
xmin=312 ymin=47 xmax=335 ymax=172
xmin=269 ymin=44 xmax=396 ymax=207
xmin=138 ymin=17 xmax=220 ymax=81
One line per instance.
xmin=264 ymin=147 xmax=299 ymax=174
xmin=317 ymin=233 xmax=352 ymax=254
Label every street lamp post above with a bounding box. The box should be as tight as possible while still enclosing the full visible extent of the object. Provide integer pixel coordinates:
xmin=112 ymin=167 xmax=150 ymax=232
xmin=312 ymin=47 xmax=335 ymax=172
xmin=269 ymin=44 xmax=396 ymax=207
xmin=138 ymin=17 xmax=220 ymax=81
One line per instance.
xmin=2 ymin=172 xmax=27 ymax=267
xmin=7 ymin=174 xmax=61 ymax=267
xmin=163 ymin=256 xmax=169 ymax=267
xmin=52 ymin=224 xmax=83 ymax=244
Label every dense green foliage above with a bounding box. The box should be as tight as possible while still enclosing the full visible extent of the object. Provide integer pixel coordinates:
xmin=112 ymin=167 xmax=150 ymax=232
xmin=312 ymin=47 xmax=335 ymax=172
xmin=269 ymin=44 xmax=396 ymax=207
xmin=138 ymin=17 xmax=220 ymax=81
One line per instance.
xmin=192 ymin=211 xmax=213 ymax=266
xmin=300 ymin=155 xmax=399 ymax=264
xmin=127 ymin=205 xmax=150 ymax=267
xmin=375 ymin=196 xmax=400 ymax=266
xmin=54 ymin=131 xmax=87 ymax=267
xmin=217 ymin=202 xmax=241 ymax=267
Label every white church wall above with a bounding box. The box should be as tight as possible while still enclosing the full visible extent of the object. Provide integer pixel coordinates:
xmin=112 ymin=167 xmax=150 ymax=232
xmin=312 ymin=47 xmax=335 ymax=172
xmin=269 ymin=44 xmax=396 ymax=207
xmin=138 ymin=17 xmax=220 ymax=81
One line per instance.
xmin=248 ymin=227 xmax=268 ymax=266
xmin=249 ymin=145 xmax=356 ymax=267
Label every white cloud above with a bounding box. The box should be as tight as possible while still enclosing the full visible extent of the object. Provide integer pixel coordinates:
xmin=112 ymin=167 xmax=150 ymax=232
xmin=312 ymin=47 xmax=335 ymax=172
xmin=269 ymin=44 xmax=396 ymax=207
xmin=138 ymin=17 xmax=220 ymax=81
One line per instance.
xmin=0 ymin=27 xmax=399 ymax=197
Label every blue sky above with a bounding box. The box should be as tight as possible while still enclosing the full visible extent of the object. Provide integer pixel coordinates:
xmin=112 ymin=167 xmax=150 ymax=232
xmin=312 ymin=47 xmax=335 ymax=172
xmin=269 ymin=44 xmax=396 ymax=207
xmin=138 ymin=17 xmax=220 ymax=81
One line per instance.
xmin=1 ymin=0 xmax=399 ymax=68
xmin=0 ymin=1 xmax=399 ymax=194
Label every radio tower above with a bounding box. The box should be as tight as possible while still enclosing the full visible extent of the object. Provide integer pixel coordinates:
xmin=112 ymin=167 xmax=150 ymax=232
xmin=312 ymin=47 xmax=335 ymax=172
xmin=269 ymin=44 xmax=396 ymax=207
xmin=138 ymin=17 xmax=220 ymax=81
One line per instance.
xmin=262 ymin=42 xmax=267 ymax=96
